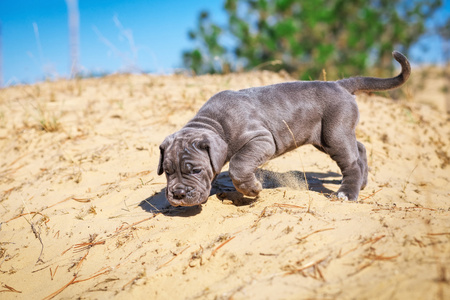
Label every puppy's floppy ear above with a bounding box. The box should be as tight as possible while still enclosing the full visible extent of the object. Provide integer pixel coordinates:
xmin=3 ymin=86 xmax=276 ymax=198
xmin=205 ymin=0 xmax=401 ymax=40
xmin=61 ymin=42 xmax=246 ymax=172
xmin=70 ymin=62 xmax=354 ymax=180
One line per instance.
xmin=157 ymin=136 xmax=172 ymax=175
xmin=198 ymin=134 xmax=228 ymax=175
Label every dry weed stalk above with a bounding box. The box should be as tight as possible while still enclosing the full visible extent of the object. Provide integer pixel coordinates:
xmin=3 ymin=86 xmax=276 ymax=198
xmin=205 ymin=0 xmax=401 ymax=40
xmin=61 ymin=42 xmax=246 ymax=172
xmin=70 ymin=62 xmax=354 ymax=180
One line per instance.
xmin=252 ymin=202 xmax=307 ymax=229
xmin=296 ymin=228 xmax=335 ymax=242
xmin=113 ymin=215 xmax=159 ymax=236
xmin=1 ymin=187 xmax=16 ymax=201
xmin=189 ymin=246 xmax=205 ymax=267
xmin=251 ymin=206 xmax=269 ymax=229
xmin=73 ymin=234 xmax=104 ymax=253
xmin=75 ymin=252 xmax=89 ymax=270
xmin=42 ymin=275 xmax=78 ymax=300
xmin=61 ymin=235 xmax=104 ymax=256
xmin=72 ymin=197 xmax=91 ymax=203
xmin=360 ymin=188 xmax=382 ymax=201
xmin=61 ymin=245 xmax=73 ymax=256
xmin=284 ymin=255 xmax=329 ymax=277
xmin=19 ymin=198 xmax=45 ymax=264
xmin=282 ymin=119 xmax=315 ymax=212
xmin=122 ymin=271 xmax=146 ymax=290
xmin=401 ymin=164 xmax=418 ymax=194
xmin=272 ymin=203 xmax=306 ymax=209
xmin=338 ymin=234 xmax=385 ymax=258
xmin=372 ymin=205 xmax=437 ymax=212
xmin=43 ymin=267 xmax=112 ymax=300
xmin=365 ymin=253 xmax=400 ymax=261
xmin=5 ymin=151 xmax=30 ymax=168
xmin=157 ymin=246 xmax=191 ymax=270
xmin=0 ymin=284 xmax=22 ymax=293
xmin=35 ymin=102 xmax=61 ymax=132
xmin=211 ymin=236 xmax=236 ymax=257
xmin=49 ymin=266 xmax=59 ymax=280
xmin=0 ymin=164 xmax=26 ymax=178
xmin=427 ymin=232 xmax=450 ymax=236
xmin=6 ymin=196 xmax=88 ymax=225
xmin=349 ymin=259 xmax=376 ymax=276
xmin=46 ymin=196 xmax=75 ymax=210
xmin=4 ymin=211 xmax=48 ymax=224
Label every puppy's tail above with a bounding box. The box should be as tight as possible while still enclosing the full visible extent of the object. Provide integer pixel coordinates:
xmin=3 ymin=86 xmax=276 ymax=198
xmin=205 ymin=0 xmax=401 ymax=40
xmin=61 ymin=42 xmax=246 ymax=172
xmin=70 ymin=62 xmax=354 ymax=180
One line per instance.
xmin=338 ymin=51 xmax=411 ymax=95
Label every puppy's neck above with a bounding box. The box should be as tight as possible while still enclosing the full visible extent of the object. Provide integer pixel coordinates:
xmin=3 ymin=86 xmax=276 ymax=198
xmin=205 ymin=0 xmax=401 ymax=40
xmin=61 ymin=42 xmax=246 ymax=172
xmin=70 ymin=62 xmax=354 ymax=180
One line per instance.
xmin=184 ymin=116 xmax=225 ymax=140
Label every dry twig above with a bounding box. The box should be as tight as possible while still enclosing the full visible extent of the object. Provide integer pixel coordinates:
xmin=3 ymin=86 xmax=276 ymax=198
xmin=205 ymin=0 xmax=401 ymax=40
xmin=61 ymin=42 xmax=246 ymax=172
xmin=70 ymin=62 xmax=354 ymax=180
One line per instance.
xmin=251 ymin=207 xmax=268 ymax=229
xmin=113 ymin=215 xmax=159 ymax=235
xmin=157 ymin=246 xmax=190 ymax=270
xmin=211 ymin=236 xmax=235 ymax=257
xmin=50 ymin=266 xmax=59 ymax=280
xmin=72 ymin=197 xmax=91 ymax=203
xmin=315 ymin=264 xmax=325 ymax=281
xmin=349 ymin=259 xmax=376 ymax=276
xmin=365 ymin=253 xmax=400 ymax=261
xmin=282 ymin=119 xmax=310 ymax=198
xmin=272 ymin=203 xmax=306 ymax=209
xmin=73 ymin=240 xmax=105 ymax=253
xmin=4 ymin=211 xmax=47 ymax=224
xmin=284 ymin=256 xmax=328 ymax=275
xmin=121 ymin=271 xmax=146 ymax=290
xmin=338 ymin=235 xmax=385 ymax=258
xmin=252 ymin=203 xmax=306 ymax=229
xmin=360 ymin=188 xmax=382 ymax=201
xmin=73 ymin=267 xmax=112 ymax=283
xmin=61 ymin=245 xmax=73 ymax=255
xmin=43 ymin=267 xmax=112 ymax=300
xmin=414 ymin=237 xmax=426 ymax=248
xmin=296 ymin=228 xmax=335 ymax=242
xmin=22 ymin=217 xmax=45 ymax=264
xmin=427 ymin=232 xmax=450 ymax=236
xmin=4 ymin=195 xmax=93 ymax=224
xmin=0 ymin=284 xmax=22 ymax=293
xmin=42 ymin=275 xmax=78 ymax=300
xmin=76 ymin=252 xmax=89 ymax=270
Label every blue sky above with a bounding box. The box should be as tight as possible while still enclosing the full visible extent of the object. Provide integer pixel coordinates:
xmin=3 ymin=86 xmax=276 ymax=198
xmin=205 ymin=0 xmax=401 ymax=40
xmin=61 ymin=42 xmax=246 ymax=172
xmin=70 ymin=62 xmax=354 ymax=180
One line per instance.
xmin=0 ymin=0 xmax=449 ymax=86
xmin=0 ymin=0 xmax=228 ymax=85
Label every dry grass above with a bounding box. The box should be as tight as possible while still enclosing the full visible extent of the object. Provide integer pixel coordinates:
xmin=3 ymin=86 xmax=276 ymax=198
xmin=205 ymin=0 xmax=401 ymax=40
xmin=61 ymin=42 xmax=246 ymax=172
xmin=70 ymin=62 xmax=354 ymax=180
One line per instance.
xmin=0 ymin=70 xmax=449 ymax=299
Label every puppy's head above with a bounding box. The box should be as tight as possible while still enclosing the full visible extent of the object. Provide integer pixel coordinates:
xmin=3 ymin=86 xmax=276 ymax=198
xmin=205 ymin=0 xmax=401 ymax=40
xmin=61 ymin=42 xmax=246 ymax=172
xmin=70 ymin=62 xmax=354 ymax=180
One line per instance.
xmin=158 ymin=129 xmax=227 ymax=206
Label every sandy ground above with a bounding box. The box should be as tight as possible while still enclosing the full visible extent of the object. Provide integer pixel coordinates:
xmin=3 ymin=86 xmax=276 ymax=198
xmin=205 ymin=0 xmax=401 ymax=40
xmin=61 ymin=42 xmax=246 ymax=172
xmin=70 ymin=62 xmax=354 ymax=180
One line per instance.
xmin=0 ymin=69 xmax=449 ymax=300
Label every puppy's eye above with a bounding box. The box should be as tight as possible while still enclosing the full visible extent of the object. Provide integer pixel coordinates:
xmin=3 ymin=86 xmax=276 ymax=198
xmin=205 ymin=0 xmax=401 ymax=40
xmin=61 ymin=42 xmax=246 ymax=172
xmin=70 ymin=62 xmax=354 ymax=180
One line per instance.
xmin=192 ymin=168 xmax=202 ymax=174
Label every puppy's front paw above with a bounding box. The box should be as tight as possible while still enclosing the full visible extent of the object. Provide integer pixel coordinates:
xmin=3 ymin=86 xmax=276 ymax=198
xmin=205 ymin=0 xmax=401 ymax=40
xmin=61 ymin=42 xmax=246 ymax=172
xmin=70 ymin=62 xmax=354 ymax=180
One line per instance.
xmin=233 ymin=179 xmax=262 ymax=197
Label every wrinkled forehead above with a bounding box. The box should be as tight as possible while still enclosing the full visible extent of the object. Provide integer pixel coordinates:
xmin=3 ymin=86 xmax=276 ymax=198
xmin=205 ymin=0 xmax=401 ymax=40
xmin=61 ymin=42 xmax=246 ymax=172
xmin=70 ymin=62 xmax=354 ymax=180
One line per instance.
xmin=164 ymin=136 xmax=207 ymax=165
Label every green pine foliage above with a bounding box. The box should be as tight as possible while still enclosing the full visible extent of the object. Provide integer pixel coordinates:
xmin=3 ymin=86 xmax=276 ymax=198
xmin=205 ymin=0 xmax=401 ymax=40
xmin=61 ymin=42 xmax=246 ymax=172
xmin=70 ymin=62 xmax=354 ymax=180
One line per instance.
xmin=183 ymin=0 xmax=442 ymax=79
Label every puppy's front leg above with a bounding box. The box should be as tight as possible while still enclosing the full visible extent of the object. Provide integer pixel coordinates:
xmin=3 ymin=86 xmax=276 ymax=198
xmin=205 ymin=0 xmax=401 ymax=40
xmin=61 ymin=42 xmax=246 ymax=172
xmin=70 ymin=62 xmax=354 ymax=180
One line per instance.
xmin=229 ymin=135 xmax=275 ymax=197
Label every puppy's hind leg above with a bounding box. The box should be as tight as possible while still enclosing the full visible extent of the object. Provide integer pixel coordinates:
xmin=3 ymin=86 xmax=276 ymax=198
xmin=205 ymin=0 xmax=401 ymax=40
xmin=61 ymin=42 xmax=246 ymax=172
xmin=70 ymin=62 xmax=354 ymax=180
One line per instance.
xmin=229 ymin=134 xmax=276 ymax=197
xmin=314 ymin=142 xmax=368 ymax=191
xmin=326 ymin=143 xmax=363 ymax=201
xmin=357 ymin=141 xmax=369 ymax=190
xmin=321 ymin=103 xmax=364 ymax=201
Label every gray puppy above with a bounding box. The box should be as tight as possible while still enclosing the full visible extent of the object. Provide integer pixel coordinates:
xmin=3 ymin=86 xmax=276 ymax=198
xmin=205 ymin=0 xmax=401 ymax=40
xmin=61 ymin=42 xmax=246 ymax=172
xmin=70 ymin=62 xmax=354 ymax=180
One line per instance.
xmin=158 ymin=51 xmax=410 ymax=206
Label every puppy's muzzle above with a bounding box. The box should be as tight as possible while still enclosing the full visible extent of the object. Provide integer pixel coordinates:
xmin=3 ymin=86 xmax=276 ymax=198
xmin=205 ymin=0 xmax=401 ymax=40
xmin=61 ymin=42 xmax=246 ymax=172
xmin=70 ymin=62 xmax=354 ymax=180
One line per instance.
xmin=168 ymin=184 xmax=202 ymax=206
xmin=172 ymin=187 xmax=186 ymax=200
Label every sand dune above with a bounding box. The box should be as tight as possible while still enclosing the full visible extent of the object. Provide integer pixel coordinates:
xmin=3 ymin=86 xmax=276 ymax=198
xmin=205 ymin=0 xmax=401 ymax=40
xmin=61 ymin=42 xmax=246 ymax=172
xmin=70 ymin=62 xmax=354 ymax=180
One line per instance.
xmin=0 ymin=70 xmax=449 ymax=299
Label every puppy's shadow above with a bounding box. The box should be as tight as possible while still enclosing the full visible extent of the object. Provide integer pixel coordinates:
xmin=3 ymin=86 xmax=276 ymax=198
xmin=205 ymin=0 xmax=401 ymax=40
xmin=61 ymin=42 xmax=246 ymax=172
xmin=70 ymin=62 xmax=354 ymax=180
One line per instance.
xmin=211 ymin=170 xmax=340 ymax=205
xmin=138 ymin=169 xmax=341 ymax=215
xmin=138 ymin=188 xmax=203 ymax=217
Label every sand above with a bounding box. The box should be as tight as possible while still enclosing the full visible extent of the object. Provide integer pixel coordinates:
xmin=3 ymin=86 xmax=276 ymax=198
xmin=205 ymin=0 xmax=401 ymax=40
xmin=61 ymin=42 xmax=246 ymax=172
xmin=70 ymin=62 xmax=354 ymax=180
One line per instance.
xmin=0 ymin=70 xmax=449 ymax=299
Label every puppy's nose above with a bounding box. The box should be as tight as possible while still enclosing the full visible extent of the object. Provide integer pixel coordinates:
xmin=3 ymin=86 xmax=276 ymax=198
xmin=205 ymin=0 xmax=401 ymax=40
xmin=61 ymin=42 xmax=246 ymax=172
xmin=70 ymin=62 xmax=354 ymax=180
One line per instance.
xmin=173 ymin=188 xmax=186 ymax=200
